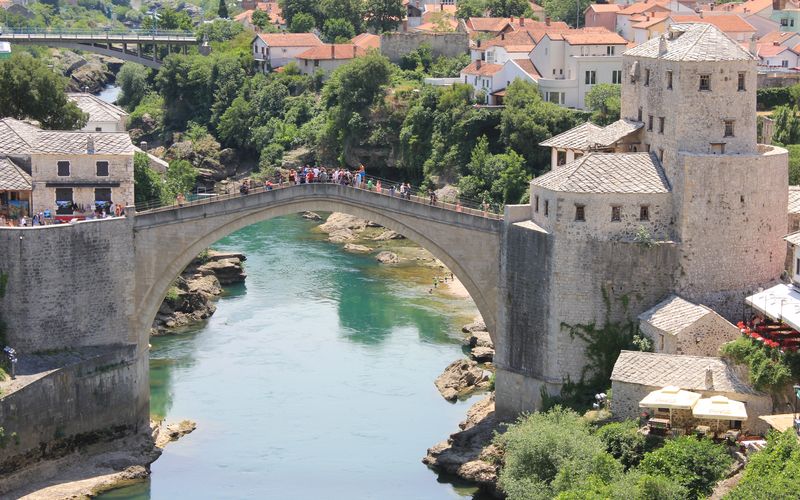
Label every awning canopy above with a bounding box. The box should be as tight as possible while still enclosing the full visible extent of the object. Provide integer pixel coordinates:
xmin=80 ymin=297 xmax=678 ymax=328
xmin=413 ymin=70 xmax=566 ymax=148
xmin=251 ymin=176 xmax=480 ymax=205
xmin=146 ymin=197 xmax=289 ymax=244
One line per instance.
xmin=745 ymin=284 xmax=800 ymax=333
xmin=639 ymin=386 xmax=702 ymax=410
xmin=692 ymin=395 xmax=748 ymax=421
xmin=759 ymin=413 xmax=797 ymax=432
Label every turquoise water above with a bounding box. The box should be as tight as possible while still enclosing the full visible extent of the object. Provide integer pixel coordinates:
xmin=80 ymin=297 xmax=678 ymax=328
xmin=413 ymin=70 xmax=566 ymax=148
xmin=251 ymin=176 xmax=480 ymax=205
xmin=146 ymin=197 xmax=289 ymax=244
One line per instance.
xmin=100 ymin=215 xmax=485 ymax=500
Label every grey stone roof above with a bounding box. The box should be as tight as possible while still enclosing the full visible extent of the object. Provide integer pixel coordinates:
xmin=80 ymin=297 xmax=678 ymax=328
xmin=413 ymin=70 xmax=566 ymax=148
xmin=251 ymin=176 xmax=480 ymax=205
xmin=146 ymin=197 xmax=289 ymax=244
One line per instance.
xmin=624 ymin=23 xmax=756 ymax=62
xmin=539 ymin=122 xmax=602 ymax=149
xmin=611 ymin=351 xmax=762 ymax=395
xmin=591 ymin=119 xmax=643 ymax=148
xmin=785 ymin=230 xmax=800 ymax=246
xmin=789 ymin=186 xmax=800 ymax=214
xmin=0 ymin=157 xmax=31 ymax=191
xmin=67 ymin=93 xmax=128 ymax=123
xmin=638 ymin=295 xmax=712 ymax=336
xmin=0 ymin=118 xmax=133 ymax=156
xmin=531 ymin=152 xmax=671 ymax=194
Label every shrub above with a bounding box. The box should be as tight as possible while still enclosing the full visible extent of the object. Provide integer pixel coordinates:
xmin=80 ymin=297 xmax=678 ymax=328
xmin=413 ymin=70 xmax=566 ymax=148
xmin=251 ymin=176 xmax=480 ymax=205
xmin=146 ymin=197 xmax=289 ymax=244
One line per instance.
xmin=555 ymin=470 xmax=687 ymax=500
xmin=595 ymin=420 xmax=653 ymax=470
xmin=725 ymin=429 xmax=800 ymax=499
xmin=757 ymin=87 xmax=792 ymax=110
xmin=164 ymin=286 xmax=180 ymax=303
xmin=639 ymin=436 xmax=732 ymax=498
xmin=720 ymin=336 xmax=792 ymax=392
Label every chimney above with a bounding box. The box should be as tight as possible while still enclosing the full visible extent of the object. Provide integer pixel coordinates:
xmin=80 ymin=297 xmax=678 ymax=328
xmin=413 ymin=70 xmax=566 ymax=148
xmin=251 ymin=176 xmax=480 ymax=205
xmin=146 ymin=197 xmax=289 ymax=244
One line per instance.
xmin=775 ymin=40 xmax=781 ymax=46
xmin=140 ymin=141 xmax=148 ymax=151
xmin=658 ymin=35 xmax=667 ymax=56
xmin=331 ymin=44 xmax=335 ymax=59
xmin=704 ymin=367 xmax=714 ymax=390
xmin=750 ymin=35 xmax=758 ymax=55
xmin=545 ymin=16 xmax=551 ymax=26
xmin=699 ymin=10 xmax=704 ymax=17
xmin=476 ymin=59 xmax=482 ymax=69
xmin=86 ymin=135 xmax=95 ymax=155
xmin=501 ymin=32 xmax=505 ymax=40
xmin=521 ymin=17 xmax=525 ymax=26
xmin=353 ymin=44 xmax=357 ymax=58
xmin=477 ymin=39 xmax=482 ymax=47
xmin=510 ymin=16 xmax=515 ymax=23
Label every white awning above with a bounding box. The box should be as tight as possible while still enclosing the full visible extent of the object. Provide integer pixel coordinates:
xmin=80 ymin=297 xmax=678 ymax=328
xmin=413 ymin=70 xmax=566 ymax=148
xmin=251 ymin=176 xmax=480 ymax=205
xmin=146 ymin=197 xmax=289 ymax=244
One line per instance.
xmin=745 ymin=283 xmax=800 ymax=333
xmin=639 ymin=386 xmax=702 ymax=410
xmin=692 ymin=396 xmax=748 ymax=421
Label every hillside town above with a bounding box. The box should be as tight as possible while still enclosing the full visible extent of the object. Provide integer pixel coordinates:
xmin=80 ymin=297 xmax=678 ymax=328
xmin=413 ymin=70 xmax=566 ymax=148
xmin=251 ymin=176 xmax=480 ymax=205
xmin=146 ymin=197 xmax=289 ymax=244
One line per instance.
xmin=3 ymin=0 xmax=800 ymax=498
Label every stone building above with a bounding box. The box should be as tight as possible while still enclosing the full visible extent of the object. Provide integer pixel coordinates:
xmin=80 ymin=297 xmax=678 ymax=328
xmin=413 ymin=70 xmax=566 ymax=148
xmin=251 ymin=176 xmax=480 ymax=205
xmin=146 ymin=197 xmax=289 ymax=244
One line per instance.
xmin=0 ymin=118 xmax=134 ymax=218
xmin=610 ymin=351 xmax=773 ymax=434
xmin=67 ymin=93 xmax=128 ymax=133
xmin=496 ymin=23 xmax=789 ymax=416
xmin=638 ymin=295 xmax=741 ymax=356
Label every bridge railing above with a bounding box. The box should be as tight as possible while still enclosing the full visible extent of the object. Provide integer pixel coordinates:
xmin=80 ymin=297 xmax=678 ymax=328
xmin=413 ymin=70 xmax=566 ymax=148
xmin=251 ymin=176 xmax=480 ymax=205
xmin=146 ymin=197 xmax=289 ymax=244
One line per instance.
xmin=0 ymin=28 xmax=197 ymax=40
xmin=134 ymin=176 xmax=504 ymax=220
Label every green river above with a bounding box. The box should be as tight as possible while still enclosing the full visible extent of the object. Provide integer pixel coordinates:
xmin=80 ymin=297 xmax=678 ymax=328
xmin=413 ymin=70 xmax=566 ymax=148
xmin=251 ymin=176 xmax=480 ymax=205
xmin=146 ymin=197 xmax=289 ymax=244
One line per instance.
xmin=99 ymin=215 xmax=486 ymax=500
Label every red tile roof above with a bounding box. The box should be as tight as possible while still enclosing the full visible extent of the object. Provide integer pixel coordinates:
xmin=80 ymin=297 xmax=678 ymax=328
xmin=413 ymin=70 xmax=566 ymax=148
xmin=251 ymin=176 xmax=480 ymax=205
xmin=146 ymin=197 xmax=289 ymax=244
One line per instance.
xmin=756 ymin=43 xmax=796 ymax=57
xmin=461 ymin=61 xmax=504 ymax=76
xmin=758 ymin=31 xmax=800 ymax=45
xmin=670 ymin=14 xmax=756 ymax=33
xmin=586 ymin=3 xmax=623 ymax=13
xmin=255 ymin=33 xmax=322 ymax=47
xmin=512 ymin=59 xmax=541 ymax=78
xmin=351 ymin=33 xmax=381 ymax=49
xmin=297 ymin=44 xmax=366 ymax=60
xmin=730 ymin=0 xmax=773 ymax=14
xmin=563 ymin=30 xmax=629 ymax=45
xmin=619 ymin=0 xmax=671 ymax=15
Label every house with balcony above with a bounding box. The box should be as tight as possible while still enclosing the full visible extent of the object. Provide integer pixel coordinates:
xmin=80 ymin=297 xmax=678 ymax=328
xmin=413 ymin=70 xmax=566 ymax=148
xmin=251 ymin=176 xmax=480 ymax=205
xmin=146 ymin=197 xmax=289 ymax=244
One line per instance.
xmin=252 ymin=32 xmax=322 ymax=72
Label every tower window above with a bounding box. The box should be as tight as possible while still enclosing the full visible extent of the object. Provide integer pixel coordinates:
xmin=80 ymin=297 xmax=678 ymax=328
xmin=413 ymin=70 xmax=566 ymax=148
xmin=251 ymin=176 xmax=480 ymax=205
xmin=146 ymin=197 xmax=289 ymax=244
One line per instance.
xmin=534 ymin=195 xmax=539 ymax=213
xmin=637 ymin=107 xmax=642 ymax=122
xmin=724 ymin=120 xmax=735 ymax=137
xmin=738 ymin=72 xmax=746 ymax=91
xmin=611 ymin=206 xmax=621 ymax=222
xmin=699 ymin=74 xmax=710 ymax=91
xmin=658 ymin=117 xmax=665 ymax=133
xmin=659 ymin=148 xmax=664 ymax=161
xmin=640 ymin=205 xmax=650 ymax=221
xmin=575 ymin=205 xmax=585 ymax=221
xmin=644 ymin=68 xmax=650 ymax=86
xmin=666 ymin=70 xmax=673 ymax=89
xmin=648 ymin=115 xmax=653 ymax=131
xmin=544 ymin=199 xmax=549 ymax=216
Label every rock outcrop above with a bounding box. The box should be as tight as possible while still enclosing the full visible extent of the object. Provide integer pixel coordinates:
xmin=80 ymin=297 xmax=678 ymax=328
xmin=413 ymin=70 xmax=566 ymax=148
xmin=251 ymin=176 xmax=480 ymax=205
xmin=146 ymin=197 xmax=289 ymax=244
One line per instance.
xmin=318 ymin=213 xmax=369 ymax=243
xmin=423 ymin=395 xmax=503 ymax=494
xmin=375 ymin=251 xmax=399 ymax=264
xmin=372 ymin=230 xmax=404 ymax=241
xmin=152 ymin=250 xmax=246 ymax=335
xmin=344 ymin=243 xmax=371 ymax=253
xmin=434 ymin=359 xmax=490 ymax=401
xmin=302 ymin=211 xmax=322 ymax=221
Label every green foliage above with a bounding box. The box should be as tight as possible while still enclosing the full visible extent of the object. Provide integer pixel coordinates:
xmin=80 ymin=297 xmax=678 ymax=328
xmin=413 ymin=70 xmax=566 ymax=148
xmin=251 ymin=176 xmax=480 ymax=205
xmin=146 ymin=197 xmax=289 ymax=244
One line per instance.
xmin=400 ymin=44 xmax=434 ymax=72
xmin=196 ymin=19 xmax=245 ymax=43
xmin=720 ymin=336 xmax=793 ymax=392
xmin=640 ymin=436 xmax=732 ymax=499
xmin=429 ymin=54 xmax=472 ymax=78
xmin=322 ymin=18 xmax=356 ymax=43
xmin=289 ymin=12 xmax=316 ymax=32
xmin=495 ymin=407 xmax=621 ymax=500
xmin=457 ymin=0 xmax=488 ymax=19
xmin=542 ymin=0 xmax=591 ymax=26
xmin=133 ymin=151 xmax=165 ymax=205
xmin=586 ymin=84 xmax=621 ymax=126
xmin=787 ymin=144 xmax=800 ymax=184
xmin=279 ymin=0 xmax=321 ymax=28
xmin=487 ymin=0 xmax=532 ymax=17
xmin=595 ymin=420 xmax=655 ymax=470
xmin=251 ymin=9 xmax=273 ymax=30
xmin=366 ymin=0 xmax=404 ymax=33
xmin=0 ymin=53 xmax=87 ymax=130
xmin=116 ymin=63 xmax=151 ymax=111
xmin=217 ymin=0 xmax=229 ymax=19
xmin=757 ymin=86 xmax=793 ymax=111
xmin=165 ymin=286 xmax=181 ymax=303
xmin=773 ymin=105 xmax=800 ymax=145
xmin=142 ymin=7 xmax=192 ymax=31
xmin=726 ymin=429 xmax=800 ymax=499
xmin=321 ymin=0 xmax=365 ymax=33
xmin=259 ymin=143 xmax=286 ymax=169
xmin=128 ymin=92 xmax=165 ymax=140
xmin=164 ymin=159 xmax=199 ymax=199
xmin=458 ymin=135 xmax=530 ymax=204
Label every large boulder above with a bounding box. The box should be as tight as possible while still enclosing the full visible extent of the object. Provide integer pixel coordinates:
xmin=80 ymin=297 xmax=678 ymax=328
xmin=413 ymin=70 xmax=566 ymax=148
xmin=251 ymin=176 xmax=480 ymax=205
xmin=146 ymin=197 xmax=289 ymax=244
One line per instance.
xmin=463 ymin=330 xmax=494 ymax=349
xmin=470 ymin=346 xmax=494 ymax=363
xmin=434 ymin=359 xmax=489 ymax=401
xmin=344 ymin=243 xmax=371 ymax=253
xmin=372 ymin=230 xmax=405 ymax=241
xmin=375 ymin=251 xmax=399 ymax=264
xmin=318 ymin=213 xmax=369 ymax=243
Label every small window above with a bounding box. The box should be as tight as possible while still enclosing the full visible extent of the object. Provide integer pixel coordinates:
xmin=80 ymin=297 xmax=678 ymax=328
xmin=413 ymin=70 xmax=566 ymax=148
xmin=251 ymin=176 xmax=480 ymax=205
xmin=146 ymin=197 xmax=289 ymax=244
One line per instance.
xmin=658 ymin=117 xmax=665 ymax=133
xmin=796 ymin=257 xmax=800 ymax=275
xmin=782 ymin=18 xmax=789 ymax=26
xmin=645 ymin=143 xmax=650 ymax=152
xmin=640 ymin=205 xmax=650 ymax=221
xmin=724 ymin=120 xmax=735 ymax=137
xmin=544 ymin=199 xmax=549 ymax=216
xmin=607 ymin=45 xmax=615 ymax=55
xmin=575 ymin=205 xmax=585 ymax=221
xmin=95 ymin=187 xmax=112 ymax=205
xmin=612 ymin=70 xmax=622 ymax=84
xmin=611 ymin=206 xmax=621 ymax=222
xmin=644 ymin=68 xmax=651 ymax=86
xmin=647 ymin=115 xmax=653 ymax=131
xmin=534 ymin=195 xmax=539 ymax=213
xmin=738 ymin=72 xmax=746 ymax=91
xmin=659 ymin=333 xmax=665 ymax=351
xmin=95 ymin=127 xmax=102 ymax=132
xmin=96 ymin=161 xmax=109 ymax=177
xmin=711 ymin=143 xmax=726 ymax=154
xmin=659 ymin=148 xmax=664 ymax=161
xmin=57 ymin=161 xmax=70 ymax=176
xmin=585 ymin=70 xmax=596 ymax=85
xmin=637 ymin=107 xmax=642 ymax=122
xmin=699 ymin=74 xmax=710 ymax=91
xmin=55 ymin=188 xmax=73 ymax=215
xmin=666 ymin=70 xmax=673 ymax=89
xmin=783 ymin=60 xmax=790 ymax=68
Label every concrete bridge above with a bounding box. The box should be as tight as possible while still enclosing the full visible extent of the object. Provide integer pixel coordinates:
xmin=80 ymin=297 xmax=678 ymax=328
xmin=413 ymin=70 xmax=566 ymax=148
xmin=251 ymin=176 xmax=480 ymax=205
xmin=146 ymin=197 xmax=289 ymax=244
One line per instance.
xmin=0 ymin=29 xmax=199 ymax=68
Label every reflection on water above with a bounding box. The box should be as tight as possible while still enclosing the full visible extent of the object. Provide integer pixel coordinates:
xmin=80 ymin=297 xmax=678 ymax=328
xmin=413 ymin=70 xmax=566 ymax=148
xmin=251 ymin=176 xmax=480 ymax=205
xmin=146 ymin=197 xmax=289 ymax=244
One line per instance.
xmin=100 ymin=215 xmax=483 ymax=500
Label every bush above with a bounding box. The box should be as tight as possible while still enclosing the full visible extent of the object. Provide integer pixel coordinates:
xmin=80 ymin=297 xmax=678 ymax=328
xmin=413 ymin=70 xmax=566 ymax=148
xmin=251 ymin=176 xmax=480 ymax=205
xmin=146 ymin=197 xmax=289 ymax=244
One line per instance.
xmin=555 ymin=470 xmax=687 ymax=500
xmin=639 ymin=436 xmax=732 ymax=498
xmin=758 ymin=87 xmax=793 ymax=110
xmin=725 ymin=429 xmax=800 ymax=499
xmin=164 ymin=286 xmax=180 ymax=303
xmin=495 ymin=406 xmax=620 ymax=499
xmin=720 ymin=336 xmax=792 ymax=392
xmin=595 ymin=420 xmax=654 ymax=470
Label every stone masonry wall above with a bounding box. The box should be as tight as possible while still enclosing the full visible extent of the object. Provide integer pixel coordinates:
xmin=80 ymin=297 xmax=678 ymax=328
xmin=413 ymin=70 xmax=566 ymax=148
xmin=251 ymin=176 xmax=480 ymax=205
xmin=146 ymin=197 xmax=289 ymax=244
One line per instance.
xmin=0 ymin=345 xmax=149 ymax=485
xmin=0 ymin=218 xmax=136 ymax=352
xmin=380 ymin=32 xmax=469 ymax=63
xmin=642 ymin=313 xmax=741 ymax=357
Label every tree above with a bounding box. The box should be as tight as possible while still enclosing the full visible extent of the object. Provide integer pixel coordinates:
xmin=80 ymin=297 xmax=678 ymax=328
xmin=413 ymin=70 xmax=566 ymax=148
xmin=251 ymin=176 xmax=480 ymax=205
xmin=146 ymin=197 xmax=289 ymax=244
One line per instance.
xmin=773 ymin=105 xmax=800 ymax=145
xmin=217 ymin=0 xmax=229 ymax=19
xmin=366 ymin=0 xmax=404 ymax=33
xmin=322 ymin=18 xmax=356 ymax=43
xmin=290 ymin=12 xmax=315 ymax=32
xmin=458 ymin=136 xmax=530 ymax=204
xmin=320 ymin=0 xmax=365 ymax=33
xmin=133 ymin=151 xmax=165 ymax=205
xmin=487 ymin=0 xmax=532 ymax=17
xmin=0 ymin=53 xmax=87 ymax=130
xmin=640 ymin=436 xmax=732 ymax=498
xmin=251 ymin=9 xmax=272 ymax=30
xmin=457 ymin=0 xmax=487 ymax=19
xmin=726 ymin=430 xmax=800 ymax=499
xmin=585 ymin=83 xmax=621 ymax=126
xmin=116 ymin=62 xmax=150 ymax=111
xmin=542 ymin=0 xmax=592 ymax=27
xmin=164 ymin=159 xmax=199 ymax=199
xmin=279 ymin=0 xmax=321 ymax=27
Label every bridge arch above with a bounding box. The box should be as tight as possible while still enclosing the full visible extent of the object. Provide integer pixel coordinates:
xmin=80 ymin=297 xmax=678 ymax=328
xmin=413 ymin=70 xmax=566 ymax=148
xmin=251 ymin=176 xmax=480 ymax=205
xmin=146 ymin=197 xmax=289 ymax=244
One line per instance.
xmin=132 ymin=185 xmax=502 ymax=348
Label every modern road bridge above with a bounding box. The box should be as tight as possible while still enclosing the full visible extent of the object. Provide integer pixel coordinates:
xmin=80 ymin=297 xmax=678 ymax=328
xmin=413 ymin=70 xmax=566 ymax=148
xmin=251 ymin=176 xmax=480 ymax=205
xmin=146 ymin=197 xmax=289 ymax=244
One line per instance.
xmin=0 ymin=29 xmax=200 ymax=68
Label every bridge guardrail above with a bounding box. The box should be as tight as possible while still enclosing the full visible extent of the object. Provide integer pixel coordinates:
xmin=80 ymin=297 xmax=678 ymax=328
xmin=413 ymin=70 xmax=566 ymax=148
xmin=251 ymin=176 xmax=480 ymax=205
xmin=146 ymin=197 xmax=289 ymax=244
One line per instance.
xmin=0 ymin=28 xmax=197 ymax=41
xmin=134 ymin=176 xmax=504 ymax=220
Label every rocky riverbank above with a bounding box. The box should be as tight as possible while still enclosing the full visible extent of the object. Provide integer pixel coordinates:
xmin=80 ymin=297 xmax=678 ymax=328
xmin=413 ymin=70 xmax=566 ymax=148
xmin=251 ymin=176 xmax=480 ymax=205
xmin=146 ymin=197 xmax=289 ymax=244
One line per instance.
xmin=3 ymin=419 xmax=195 ymax=500
xmin=51 ymin=49 xmax=122 ymax=94
xmin=151 ymin=250 xmax=247 ymax=335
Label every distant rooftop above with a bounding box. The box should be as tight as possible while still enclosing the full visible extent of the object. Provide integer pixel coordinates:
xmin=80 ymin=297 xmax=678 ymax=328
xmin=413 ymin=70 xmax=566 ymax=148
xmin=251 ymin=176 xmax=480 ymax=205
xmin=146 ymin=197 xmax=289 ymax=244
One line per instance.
xmin=0 ymin=118 xmax=133 ymax=156
xmin=531 ymin=152 xmax=671 ymax=194
xmin=638 ymin=295 xmax=713 ymax=336
xmin=67 ymin=93 xmax=128 ymax=123
xmin=624 ymin=23 xmax=756 ymax=61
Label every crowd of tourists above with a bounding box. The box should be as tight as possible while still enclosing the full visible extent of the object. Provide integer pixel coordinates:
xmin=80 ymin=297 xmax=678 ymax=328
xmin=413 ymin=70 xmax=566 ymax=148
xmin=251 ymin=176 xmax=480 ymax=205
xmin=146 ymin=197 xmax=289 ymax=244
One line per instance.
xmin=0 ymin=202 xmax=126 ymax=228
